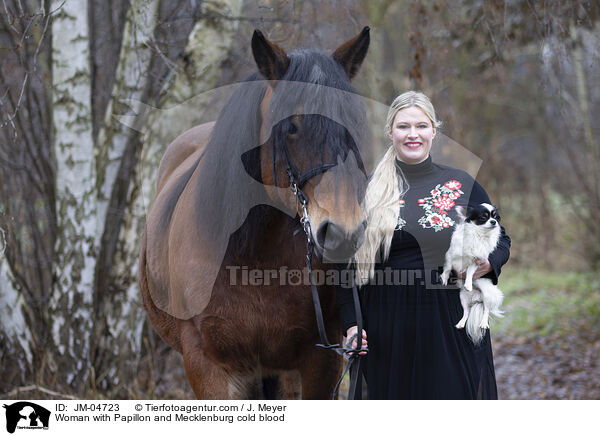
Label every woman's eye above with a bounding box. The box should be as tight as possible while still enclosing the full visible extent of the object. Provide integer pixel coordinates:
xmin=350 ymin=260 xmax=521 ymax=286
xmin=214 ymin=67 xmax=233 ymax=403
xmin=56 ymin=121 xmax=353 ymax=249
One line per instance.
xmin=418 ymin=124 xmax=428 ymax=128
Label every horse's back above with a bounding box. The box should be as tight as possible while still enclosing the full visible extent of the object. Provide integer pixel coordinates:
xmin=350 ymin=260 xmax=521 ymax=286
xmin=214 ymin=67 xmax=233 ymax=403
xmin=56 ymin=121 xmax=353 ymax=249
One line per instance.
xmin=156 ymin=122 xmax=215 ymax=194
xmin=140 ymin=122 xmax=215 ymax=352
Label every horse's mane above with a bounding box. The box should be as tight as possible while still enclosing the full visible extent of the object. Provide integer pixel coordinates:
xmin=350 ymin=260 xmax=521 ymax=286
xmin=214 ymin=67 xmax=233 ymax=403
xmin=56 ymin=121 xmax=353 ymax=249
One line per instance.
xmin=221 ymin=50 xmax=367 ymax=259
xmin=161 ymin=49 xmax=367 ymax=260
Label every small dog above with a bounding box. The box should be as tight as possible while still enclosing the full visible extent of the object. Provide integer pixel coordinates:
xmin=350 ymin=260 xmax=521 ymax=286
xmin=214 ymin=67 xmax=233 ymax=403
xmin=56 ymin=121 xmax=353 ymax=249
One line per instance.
xmin=441 ymin=203 xmax=504 ymax=344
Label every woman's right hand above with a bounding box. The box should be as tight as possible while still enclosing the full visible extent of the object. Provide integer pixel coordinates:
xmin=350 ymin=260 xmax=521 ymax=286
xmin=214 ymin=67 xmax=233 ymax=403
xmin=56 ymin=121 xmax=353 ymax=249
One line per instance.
xmin=345 ymin=326 xmax=368 ymax=355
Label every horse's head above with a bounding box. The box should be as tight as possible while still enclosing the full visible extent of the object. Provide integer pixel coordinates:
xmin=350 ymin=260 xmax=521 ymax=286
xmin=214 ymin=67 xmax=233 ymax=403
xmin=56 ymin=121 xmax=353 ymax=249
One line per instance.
xmin=250 ymin=28 xmax=370 ymax=263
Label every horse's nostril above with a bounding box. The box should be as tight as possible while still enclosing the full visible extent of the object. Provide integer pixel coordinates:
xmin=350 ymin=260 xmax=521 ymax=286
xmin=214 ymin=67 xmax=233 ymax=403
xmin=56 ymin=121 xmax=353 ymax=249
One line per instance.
xmin=316 ymin=221 xmax=330 ymax=247
xmin=316 ymin=220 xmax=345 ymax=248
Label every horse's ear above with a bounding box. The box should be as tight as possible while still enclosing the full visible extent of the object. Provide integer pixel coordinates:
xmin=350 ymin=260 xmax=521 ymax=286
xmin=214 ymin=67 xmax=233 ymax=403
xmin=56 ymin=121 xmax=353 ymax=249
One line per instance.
xmin=332 ymin=26 xmax=370 ymax=80
xmin=252 ymin=29 xmax=290 ymax=81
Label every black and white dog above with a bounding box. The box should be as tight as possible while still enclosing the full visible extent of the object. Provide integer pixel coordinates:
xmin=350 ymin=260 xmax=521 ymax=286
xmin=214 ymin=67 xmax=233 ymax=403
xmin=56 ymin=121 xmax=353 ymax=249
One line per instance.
xmin=441 ymin=203 xmax=504 ymax=344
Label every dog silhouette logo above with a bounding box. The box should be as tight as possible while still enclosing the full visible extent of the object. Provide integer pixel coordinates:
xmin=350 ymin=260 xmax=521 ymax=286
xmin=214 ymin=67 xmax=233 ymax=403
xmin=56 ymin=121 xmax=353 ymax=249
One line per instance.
xmin=2 ymin=402 xmax=50 ymax=433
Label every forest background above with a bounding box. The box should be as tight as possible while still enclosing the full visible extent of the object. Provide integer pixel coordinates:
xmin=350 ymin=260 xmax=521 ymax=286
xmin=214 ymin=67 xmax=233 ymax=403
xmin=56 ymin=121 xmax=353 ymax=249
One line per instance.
xmin=1 ymin=0 xmax=598 ymax=399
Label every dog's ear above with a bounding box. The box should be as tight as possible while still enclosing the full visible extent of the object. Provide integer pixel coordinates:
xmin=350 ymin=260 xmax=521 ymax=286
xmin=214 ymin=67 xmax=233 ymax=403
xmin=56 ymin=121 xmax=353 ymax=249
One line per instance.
xmin=455 ymin=205 xmax=467 ymax=221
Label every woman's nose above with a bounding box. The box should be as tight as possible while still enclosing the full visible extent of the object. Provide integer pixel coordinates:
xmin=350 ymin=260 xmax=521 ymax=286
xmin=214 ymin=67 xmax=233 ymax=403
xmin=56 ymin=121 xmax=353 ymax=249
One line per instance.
xmin=408 ymin=126 xmax=418 ymax=137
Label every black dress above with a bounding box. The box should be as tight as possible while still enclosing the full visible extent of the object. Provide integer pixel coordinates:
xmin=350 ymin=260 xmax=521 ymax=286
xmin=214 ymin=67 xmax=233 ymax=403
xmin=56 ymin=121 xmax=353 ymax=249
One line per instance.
xmin=337 ymin=156 xmax=511 ymax=399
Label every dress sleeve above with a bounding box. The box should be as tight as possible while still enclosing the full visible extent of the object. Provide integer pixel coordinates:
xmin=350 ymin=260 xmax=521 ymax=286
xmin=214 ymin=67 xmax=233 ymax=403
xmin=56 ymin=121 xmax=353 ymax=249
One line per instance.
xmin=467 ymin=180 xmax=511 ymax=284
xmin=336 ymin=280 xmax=357 ymax=335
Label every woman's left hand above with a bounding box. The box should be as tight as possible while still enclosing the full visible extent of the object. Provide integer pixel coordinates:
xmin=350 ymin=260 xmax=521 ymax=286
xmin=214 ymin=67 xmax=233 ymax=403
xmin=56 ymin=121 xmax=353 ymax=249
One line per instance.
xmin=473 ymin=259 xmax=492 ymax=279
xmin=453 ymin=259 xmax=493 ymax=280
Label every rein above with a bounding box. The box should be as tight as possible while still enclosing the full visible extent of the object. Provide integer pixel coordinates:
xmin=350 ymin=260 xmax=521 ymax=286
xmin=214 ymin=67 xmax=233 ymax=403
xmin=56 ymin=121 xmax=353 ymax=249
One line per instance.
xmin=283 ymin=147 xmax=367 ymax=400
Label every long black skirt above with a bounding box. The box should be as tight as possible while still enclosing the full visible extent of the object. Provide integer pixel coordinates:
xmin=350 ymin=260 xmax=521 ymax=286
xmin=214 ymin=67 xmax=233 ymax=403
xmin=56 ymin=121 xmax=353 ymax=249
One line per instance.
xmin=358 ymin=276 xmax=498 ymax=400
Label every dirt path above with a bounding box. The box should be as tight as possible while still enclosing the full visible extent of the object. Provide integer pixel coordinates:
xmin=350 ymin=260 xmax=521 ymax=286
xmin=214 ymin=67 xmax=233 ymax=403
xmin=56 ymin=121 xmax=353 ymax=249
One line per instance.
xmin=493 ymin=333 xmax=600 ymax=399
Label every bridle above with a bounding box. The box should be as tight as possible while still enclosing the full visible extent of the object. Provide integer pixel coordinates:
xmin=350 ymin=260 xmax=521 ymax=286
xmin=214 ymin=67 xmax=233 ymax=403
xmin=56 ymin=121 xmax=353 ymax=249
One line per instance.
xmin=279 ymin=137 xmax=367 ymax=400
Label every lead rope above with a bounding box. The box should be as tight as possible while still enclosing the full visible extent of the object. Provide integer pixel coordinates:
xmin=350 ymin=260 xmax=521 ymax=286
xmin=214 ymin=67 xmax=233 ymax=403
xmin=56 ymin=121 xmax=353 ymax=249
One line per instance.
xmin=288 ymin=168 xmax=367 ymax=400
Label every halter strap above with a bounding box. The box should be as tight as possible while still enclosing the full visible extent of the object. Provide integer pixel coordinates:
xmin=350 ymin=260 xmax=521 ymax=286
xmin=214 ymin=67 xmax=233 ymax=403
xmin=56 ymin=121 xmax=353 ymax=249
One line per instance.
xmin=281 ymin=140 xmax=336 ymax=190
xmin=282 ymin=150 xmax=367 ymax=400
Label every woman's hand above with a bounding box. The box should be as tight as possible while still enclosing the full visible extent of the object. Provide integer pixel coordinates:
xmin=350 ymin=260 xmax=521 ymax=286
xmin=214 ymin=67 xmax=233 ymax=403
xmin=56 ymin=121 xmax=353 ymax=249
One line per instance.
xmin=473 ymin=259 xmax=492 ymax=279
xmin=453 ymin=259 xmax=493 ymax=280
xmin=345 ymin=326 xmax=368 ymax=355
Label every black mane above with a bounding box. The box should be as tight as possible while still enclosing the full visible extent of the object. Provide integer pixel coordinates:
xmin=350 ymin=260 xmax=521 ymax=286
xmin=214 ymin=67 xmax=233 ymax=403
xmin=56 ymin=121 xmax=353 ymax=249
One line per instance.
xmin=193 ymin=49 xmax=367 ymax=259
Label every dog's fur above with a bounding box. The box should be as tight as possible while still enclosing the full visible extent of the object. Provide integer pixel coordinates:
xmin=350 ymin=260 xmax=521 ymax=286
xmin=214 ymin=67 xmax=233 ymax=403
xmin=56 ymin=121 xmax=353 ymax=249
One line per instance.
xmin=441 ymin=203 xmax=504 ymax=344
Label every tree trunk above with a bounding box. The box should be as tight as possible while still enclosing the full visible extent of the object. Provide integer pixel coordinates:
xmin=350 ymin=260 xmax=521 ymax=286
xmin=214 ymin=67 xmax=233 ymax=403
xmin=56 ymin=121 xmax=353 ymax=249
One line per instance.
xmin=51 ymin=0 xmax=96 ymax=387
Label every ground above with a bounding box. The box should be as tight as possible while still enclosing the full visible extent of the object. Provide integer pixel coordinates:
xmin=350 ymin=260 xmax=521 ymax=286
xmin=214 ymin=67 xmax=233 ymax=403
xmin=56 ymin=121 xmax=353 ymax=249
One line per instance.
xmin=494 ymin=332 xmax=600 ymax=400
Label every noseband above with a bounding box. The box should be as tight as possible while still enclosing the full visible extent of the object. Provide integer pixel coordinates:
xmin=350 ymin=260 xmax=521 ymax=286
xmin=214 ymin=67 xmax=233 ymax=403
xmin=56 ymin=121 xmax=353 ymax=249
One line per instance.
xmin=279 ymin=138 xmax=367 ymax=400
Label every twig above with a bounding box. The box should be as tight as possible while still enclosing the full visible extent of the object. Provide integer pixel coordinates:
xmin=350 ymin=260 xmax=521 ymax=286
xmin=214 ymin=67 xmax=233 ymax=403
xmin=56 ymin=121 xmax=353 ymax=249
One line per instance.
xmin=200 ymin=10 xmax=299 ymax=24
xmin=2 ymin=0 xmax=18 ymax=32
xmin=1 ymin=73 xmax=27 ymax=136
xmin=32 ymin=3 xmax=53 ymax=63
xmin=1 ymin=1 xmax=62 ymax=135
xmin=3 ymin=385 xmax=79 ymax=400
xmin=0 ymin=226 xmax=7 ymax=256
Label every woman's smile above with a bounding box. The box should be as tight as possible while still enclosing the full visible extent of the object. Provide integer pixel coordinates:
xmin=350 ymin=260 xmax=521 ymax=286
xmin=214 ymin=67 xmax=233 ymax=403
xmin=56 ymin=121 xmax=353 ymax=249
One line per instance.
xmin=390 ymin=106 xmax=436 ymax=164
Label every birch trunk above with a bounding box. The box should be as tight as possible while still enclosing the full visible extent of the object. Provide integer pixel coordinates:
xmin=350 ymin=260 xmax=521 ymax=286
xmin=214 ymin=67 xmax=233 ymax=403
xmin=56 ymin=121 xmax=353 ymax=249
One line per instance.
xmin=0 ymin=0 xmax=55 ymax=391
xmin=0 ymin=258 xmax=33 ymax=386
xmin=51 ymin=0 xmax=96 ymax=386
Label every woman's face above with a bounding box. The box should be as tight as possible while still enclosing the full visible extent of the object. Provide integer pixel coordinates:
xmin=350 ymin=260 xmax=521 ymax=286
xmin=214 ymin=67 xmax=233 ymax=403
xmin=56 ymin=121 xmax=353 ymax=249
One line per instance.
xmin=389 ymin=106 xmax=436 ymax=164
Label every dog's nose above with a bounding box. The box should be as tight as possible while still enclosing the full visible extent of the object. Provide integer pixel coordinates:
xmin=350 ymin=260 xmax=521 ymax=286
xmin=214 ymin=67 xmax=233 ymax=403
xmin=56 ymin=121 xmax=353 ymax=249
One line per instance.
xmin=490 ymin=220 xmax=497 ymax=225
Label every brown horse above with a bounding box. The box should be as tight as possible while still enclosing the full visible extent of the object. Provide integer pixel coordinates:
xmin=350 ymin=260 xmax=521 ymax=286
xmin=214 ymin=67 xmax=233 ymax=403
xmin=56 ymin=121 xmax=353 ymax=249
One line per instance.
xmin=139 ymin=28 xmax=370 ymax=399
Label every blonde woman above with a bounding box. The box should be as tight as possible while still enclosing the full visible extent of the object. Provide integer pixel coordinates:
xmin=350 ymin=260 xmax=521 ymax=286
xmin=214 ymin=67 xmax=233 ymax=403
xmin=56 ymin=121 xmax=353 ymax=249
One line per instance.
xmin=337 ymin=91 xmax=511 ymax=399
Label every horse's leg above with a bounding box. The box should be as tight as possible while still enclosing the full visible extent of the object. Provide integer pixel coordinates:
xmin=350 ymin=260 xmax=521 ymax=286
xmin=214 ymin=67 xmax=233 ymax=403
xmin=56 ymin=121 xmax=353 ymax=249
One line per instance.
xmin=279 ymin=370 xmax=301 ymax=399
xmin=298 ymin=347 xmax=342 ymax=399
xmin=179 ymin=319 xmax=231 ymax=399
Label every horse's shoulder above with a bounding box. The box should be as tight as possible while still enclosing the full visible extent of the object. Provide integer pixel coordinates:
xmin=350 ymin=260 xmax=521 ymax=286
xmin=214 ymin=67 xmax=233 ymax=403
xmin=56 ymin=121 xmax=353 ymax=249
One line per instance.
xmin=156 ymin=121 xmax=215 ymax=193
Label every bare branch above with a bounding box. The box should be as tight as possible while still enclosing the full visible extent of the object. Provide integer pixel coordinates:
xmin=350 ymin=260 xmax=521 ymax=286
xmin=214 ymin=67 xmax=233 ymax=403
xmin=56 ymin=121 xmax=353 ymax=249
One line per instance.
xmin=2 ymin=0 xmax=18 ymax=32
xmin=3 ymin=385 xmax=79 ymax=400
xmin=0 ymin=226 xmax=6 ymax=256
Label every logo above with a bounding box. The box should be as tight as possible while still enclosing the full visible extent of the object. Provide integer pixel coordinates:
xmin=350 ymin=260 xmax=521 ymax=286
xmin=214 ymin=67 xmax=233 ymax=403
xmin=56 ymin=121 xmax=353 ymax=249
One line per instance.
xmin=3 ymin=402 xmax=50 ymax=433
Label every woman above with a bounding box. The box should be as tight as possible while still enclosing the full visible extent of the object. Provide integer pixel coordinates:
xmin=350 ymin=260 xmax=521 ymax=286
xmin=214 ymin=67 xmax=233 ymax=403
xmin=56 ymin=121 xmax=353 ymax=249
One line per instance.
xmin=338 ymin=91 xmax=511 ymax=399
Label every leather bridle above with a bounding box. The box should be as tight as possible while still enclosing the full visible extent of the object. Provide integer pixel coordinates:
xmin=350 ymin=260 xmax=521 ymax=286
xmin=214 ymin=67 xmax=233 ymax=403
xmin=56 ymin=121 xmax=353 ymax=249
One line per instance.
xmin=279 ymin=138 xmax=367 ymax=400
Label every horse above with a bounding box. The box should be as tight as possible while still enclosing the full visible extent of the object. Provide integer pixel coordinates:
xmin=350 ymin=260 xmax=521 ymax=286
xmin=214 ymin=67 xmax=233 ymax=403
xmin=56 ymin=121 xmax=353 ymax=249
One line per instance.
xmin=139 ymin=27 xmax=370 ymax=399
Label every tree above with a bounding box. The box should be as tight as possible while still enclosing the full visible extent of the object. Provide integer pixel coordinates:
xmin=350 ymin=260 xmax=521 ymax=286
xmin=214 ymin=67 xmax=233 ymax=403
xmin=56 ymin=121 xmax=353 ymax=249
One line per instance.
xmin=0 ymin=0 xmax=242 ymax=396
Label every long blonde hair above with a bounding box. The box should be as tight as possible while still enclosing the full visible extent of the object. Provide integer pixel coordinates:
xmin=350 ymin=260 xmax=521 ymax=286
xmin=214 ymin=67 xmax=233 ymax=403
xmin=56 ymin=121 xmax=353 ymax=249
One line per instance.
xmin=353 ymin=91 xmax=441 ymax=286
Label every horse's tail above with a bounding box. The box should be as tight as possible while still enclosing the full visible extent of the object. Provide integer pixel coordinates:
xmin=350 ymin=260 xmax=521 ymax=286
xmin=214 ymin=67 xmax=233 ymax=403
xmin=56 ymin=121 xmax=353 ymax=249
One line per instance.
xmin=138 ymin=227 xmax=183 ymax=353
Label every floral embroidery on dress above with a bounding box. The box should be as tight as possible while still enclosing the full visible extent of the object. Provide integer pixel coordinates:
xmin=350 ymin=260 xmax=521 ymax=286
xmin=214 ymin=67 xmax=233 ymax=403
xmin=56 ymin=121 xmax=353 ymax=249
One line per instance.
xmin=417 ymin=180 xmax=464 ymax=231
xmin=395 ymin=199 xmax=406 ymax=230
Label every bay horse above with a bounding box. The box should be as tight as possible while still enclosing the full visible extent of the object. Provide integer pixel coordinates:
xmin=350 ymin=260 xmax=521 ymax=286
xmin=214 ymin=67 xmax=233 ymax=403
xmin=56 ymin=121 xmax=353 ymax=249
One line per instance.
xmin=139 ymin=27 xmax=370 ymax=399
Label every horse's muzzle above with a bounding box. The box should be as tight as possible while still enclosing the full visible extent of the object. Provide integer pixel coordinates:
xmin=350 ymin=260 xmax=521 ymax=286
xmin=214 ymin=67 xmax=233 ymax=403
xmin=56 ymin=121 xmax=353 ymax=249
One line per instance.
xmin=315 ymin=219 xmax=366 ymax=262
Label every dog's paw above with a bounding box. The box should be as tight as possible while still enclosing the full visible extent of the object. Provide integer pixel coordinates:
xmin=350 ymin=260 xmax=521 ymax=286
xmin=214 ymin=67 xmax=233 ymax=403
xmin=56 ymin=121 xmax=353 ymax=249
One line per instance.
xmin=464 ymin=280 xmax=473 ymax=292
xmin=455 ymin=319 xmax=466 ymax=329
xmin=479 ymin=320 xmax=489 ymax=329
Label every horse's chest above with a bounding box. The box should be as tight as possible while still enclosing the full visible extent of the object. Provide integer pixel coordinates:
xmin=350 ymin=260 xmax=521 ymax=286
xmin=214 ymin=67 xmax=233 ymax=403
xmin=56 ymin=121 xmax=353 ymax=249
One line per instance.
xmin=200 ymin=285 xmax=316 ymax=372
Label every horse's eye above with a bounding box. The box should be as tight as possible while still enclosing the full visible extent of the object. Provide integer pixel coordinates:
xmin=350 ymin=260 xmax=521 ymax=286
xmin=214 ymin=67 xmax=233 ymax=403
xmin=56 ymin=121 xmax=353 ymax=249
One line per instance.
xmin=288 ymin=120 xmax=299 ymax=137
